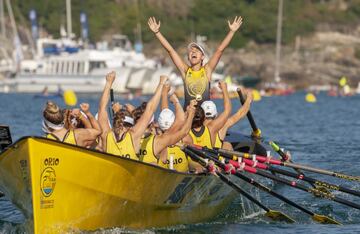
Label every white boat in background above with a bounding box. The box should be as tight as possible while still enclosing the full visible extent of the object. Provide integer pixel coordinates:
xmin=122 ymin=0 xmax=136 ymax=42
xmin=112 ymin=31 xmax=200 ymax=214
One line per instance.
xmin=0 ymin=35 xmax=181 ymax=94
xmin=0 ymin=0 xmax=181 ymax=94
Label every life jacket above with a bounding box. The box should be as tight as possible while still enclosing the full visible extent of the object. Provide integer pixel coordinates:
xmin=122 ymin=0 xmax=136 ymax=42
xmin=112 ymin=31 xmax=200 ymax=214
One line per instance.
xmin=158 ymin=145 xmax=189 ymax=173
xmin=46 ymin=130 xmax=77 ymax=145
xmin=184 ymin=66 xmax=210 ymax=108
xmin=139 ymin=133 xmax=158 ymax=163
xmin=106 ymin=131 xmax=138 ymax=160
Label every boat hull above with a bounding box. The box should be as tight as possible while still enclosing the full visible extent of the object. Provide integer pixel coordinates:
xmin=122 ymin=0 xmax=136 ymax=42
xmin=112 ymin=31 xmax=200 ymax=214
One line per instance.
xmin=0 ymin=137 xmax=250 ymax=233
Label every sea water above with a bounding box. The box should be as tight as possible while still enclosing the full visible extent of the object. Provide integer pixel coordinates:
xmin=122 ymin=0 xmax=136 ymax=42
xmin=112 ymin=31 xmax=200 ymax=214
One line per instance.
xmin=0 ymin=92 xmax=359 ymax=233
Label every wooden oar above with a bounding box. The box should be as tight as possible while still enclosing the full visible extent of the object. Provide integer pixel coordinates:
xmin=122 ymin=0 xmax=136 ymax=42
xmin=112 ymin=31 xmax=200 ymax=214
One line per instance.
xmin=187 ymin=146 xmax=341 ymax=224
xmin=182 ymin=147 xmax=295 ymax=223
xmin=197 ymin=146 xmax=360 ymax=198
xmin=193 ymin=147 xmax=360 ymax=210
xmin=210 ymin=147 xmax=360 ymax=182
xmin=207 ymin=146 xmax=348 ymax=196
xmin=243 ymin=160 xmax=360 ymax=198
xmin=237 ymin=88 xmax=261 ymax=138
xmin=238 ymin=89 xmax=314 ymax=184
xmin=246 ymin=166 xmax=360 ymax=210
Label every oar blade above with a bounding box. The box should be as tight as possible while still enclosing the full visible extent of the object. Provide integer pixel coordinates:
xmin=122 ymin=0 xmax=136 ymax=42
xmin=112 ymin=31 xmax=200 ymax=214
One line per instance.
xmin=266 ymin=210 xmax=295 ymax=223
xmin=312 ymin=214 xmax=342 ymax=225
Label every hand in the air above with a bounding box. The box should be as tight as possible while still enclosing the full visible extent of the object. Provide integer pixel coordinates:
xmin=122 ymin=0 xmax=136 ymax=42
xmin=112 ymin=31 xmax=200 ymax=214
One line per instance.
xmin=148 ymin=17 xmax=161 ymax=33
xmin=228 ymin=16 xmax=243 ymax=32
xmin=160 ymin=75 xmax=169 ymax=85
xmin=80 ymin=103 xmax=90 ymax=114
xmin=106 ymin=71 xmax=116 ymax=84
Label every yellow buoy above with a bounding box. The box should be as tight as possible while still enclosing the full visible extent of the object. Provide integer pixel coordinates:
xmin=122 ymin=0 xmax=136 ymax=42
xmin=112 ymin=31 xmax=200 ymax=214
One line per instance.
xmin=339 ymin=76 xmax=347 ymax=87
xmin=252 ymin=89 xmax=262 ymax=102
xmin=305 ymin=93 xmax=316 ymax=103
xmin=63 ymin=90 xmax=77 ymax=106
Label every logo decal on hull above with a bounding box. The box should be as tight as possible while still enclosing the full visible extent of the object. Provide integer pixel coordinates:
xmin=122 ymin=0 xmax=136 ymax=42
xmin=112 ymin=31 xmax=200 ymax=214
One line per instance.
xmin=40 ymin=167 xmax=56 ymax=197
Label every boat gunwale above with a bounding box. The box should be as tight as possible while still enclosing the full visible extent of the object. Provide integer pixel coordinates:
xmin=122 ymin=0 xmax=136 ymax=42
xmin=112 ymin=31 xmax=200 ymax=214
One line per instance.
xmin=0 ymin=135 xmax=209 ymax=177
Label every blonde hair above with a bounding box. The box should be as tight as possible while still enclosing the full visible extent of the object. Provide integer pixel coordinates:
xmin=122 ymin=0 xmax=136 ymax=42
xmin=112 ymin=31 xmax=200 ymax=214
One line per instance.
xmin=43 ymin=101 xmax=63 ymax=125
xmin=113 ymin=110 xmax=132 ymax=137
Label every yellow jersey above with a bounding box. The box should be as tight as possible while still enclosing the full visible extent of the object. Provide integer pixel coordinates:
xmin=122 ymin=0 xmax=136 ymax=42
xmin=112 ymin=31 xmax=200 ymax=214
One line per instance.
xmin=106 ymin=131 xmax=138 ymax=160
xmin=46 ymin=130 xmax=77 ymax=145
xmin=184 ymin=66 xmax=210 ymax=107
xmin=189 ymin=126 xmax=213 ymax=149
xmin=139 ymin=133 xmax=158 ymax=164
xmin=214 ymin=133 xmax=223 ymax=148
xmin=158 ymin=145 xmax=189 ymax=173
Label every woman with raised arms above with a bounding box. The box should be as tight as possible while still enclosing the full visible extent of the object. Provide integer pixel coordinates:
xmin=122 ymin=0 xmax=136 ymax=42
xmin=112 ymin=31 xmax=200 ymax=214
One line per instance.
xmin=98 ymin=71 xmax=167 ymax=159
xmin=148 ymin=16 xmax=243 ymax=108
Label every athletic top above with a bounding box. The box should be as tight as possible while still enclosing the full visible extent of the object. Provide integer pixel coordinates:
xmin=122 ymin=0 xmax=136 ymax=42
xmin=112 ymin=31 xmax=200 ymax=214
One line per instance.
xmin=106 ymin=131 xmax=138 ymax=160
xmin=214 ymin=133 xmax=223 ymax=148
xmin=139 ymin=133 xmax=158 ymax=163
xmin=158 ymin=145 xmax=189 ymax=172
xmin=46 ymin=130 xmax=77 ymax=145
xmin=184 ymin=66 xmax=210 ymax=108
xmin=189 ymin=126 xmax=213 ymax=149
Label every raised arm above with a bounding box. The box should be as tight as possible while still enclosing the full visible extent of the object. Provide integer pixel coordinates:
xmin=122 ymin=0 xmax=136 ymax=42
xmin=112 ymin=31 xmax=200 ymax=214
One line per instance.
xmin=72 ymin=108 xmax=92 ymax=129
xmin=219 ymin=88 xmax=253 ymax=140
xmin=154 ymin=100 xmax=196 ymax=155
xmin=98 ymin=71 xmax=115 ymax=138
xmin=167 ymin=93 xmax=186 ymax=132
xmin=161 ymin=84 xmax=170 ymax=110
xmin=148 ymin=17 xmax=188 ymax=77
xmin=80 ymin=103 xmax=102 ymax=133
xmin=205 ymin=16 xmax=243 ymax=76
xmin=208 ymin=81 xmax=232 ymax=142
xmin=131 ymin=76 xmax=168 ymax=147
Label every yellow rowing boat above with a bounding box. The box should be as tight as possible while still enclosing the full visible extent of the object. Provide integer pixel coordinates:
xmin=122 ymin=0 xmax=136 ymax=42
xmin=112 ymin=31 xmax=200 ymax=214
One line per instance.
xmin=0 ymin=136 xmax=251 ymax=233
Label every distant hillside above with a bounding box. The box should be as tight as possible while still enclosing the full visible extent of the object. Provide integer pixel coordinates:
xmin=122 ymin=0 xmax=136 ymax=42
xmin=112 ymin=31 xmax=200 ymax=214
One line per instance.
xmin=11 ymin=0 xmax=360 ymax=47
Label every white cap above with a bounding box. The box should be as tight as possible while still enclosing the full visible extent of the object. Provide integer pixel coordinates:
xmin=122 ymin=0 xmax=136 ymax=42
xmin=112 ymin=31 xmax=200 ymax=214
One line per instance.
xmin=201 ymin=101 xmax=217 ymax=118
xmin=187 ymin=42 xmax=205 ymax=55
xmin=158 ymin=108 xmax=175 ymax=131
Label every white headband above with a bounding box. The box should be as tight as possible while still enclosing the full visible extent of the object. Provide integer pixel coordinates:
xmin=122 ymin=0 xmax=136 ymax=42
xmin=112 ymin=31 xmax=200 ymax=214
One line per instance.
xmin=42 ymin=119 xmax=64 ymax=133
xmin=123 ymin=116 xmax=134 ymax=125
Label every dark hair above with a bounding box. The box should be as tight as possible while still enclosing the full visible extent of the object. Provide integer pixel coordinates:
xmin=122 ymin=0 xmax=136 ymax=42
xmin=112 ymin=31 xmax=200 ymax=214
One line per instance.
xmin=132 ymin=102 xmax=147 ymax=124
xmin=43 ymin=101 xmax=63 ymax=125
xmin=113 ymin=109 xmax=132 ymax=137
xmin=192 ymin=106 xmax=205 ymax=128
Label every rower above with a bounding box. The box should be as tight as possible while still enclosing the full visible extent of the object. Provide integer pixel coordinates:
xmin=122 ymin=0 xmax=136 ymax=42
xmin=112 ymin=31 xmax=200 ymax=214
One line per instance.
xmin=135 ymin=85 xmax=196 ymax=168
xmin=98 ymin=71 xmax=167 ymax=160
xmin=201 ymin=87 xmax=253 ymax=150
xmin=148 ymin=16 xmax=243 ymax=108
xmin=188 ymin=81 xmax=231 ymax=148
xmin=156 ymin=100 xmax=198 ymax=172
xmin=43 ymin=101 xmax=101 ymax=147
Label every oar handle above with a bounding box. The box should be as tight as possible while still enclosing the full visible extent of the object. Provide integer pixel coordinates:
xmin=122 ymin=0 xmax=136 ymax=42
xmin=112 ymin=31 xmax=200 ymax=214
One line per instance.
xmin=110 ymin=89 xmax=115 ymax=112
xmin=237 ymin=89 xmax=261 ymax=138
xmin=109 ymin=89 xmax=115 ymax=118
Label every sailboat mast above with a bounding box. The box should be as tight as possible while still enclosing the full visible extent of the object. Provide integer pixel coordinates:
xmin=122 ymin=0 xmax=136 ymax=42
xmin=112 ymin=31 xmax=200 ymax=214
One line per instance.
xmin=0 ymin=0 xmax=5 ymax=37
xmin=274 ymin=0 xmax=283 ymax=82
xmin=5 ymin=0 xmax=19 ymax=41
xmin=135 ymin=0 xmax=142 ymax=43
xmin=66 ymin=0 xmax=72 ymax=38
